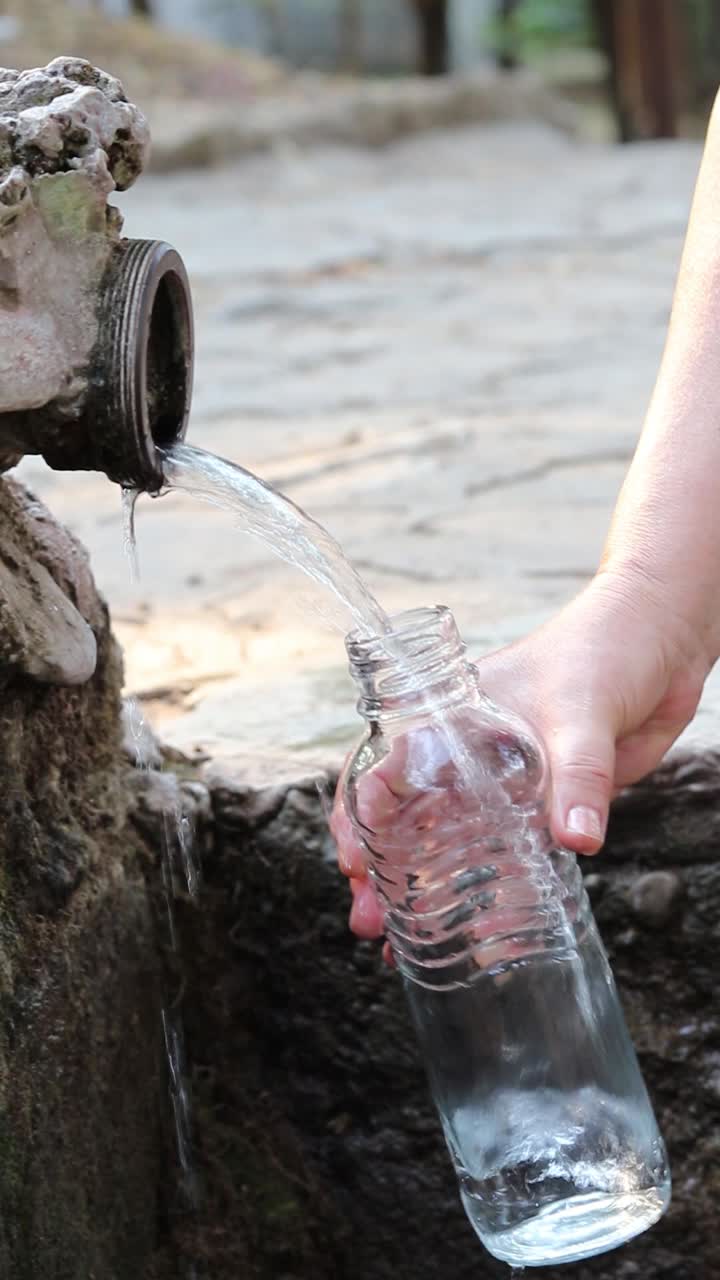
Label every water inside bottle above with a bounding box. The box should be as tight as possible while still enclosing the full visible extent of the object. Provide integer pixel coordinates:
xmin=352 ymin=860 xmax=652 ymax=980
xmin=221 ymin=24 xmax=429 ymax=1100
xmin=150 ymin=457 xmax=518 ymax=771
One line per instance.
xmin=455 ymin=1088 xmax=668 ymax=1265
xmin=406 ymin=908 xmax=670 ymax=1267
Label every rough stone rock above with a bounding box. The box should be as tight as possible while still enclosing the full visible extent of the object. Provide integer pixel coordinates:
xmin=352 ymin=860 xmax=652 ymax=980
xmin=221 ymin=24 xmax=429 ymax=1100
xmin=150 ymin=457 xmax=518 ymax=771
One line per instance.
xmin=0 ymin=57 xmax=146 ymax=430
xmin=0 ymin=474 xmax=167 ymax=1279
xmin=122 ymin=695 xmax=164 ymax=770
xmin=0 ymin=465 xmax=716 ymax=1277
xmin=151 ymin=749 xmax=719 ymax=1280
xmin=628 ymin=870 xmax=683 ymax=927
xmin=0 ymin=478 xmax=99 ymax=684
xmin=0 ymin=542 xmax=96 ymax=683
xmin=129 ymin=763 xmax=211 ymax=853
xmin=0 ymin=57 xmax=148 ymax=190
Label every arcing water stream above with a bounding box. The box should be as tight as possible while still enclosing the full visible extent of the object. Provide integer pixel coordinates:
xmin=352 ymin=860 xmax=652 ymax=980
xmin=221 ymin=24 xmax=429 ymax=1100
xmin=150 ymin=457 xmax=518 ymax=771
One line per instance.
xmin=123 ymin=441 xmax=475 ymax=1274
xmin=124 ymin=443 xmax=668 ymax=1272
xmin=160 ymin=443 xmax=389 ymax=636
xmin=122 ymin=441 xmax=396 ymax=1268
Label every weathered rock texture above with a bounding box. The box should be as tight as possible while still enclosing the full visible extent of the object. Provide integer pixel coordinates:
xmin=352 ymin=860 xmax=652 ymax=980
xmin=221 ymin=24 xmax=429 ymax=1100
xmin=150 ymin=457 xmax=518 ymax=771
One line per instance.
xmin=148 ymin=750 xmax=719 ymax=1280
xmin=0 ymin=57 xmax=148 ymax=189
xmin=0 ymin=476 xmax=166 ymax=1280
xmin=0 ymin=477 xmax=716 ymax=1280
xmin=0 ymin=58 xmax=147 ymax=439
xmin=0 ymin=478 xmax=716 ymax=1279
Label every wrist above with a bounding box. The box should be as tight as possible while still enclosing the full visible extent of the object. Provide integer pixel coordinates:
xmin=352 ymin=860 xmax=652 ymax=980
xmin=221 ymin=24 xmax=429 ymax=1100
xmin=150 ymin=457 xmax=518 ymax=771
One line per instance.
xmin=593 ymin=552 xmax=717 ymax=674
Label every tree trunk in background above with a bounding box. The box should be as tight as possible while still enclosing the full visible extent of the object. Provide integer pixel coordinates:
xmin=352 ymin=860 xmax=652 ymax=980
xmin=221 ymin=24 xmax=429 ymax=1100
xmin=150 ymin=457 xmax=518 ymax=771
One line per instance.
xmin=130 ymin=0 xmax=153 ymax=16
xmin=686 ymin=0 xmax=720 ymax=115
xmin=339 ymin=0 xmax=362 ymax=74
xmin=592 ymin=0 xmax=632 ymax=140
xmin=496 ymin=0 xmax=522 ymax=71
xmin=410 ymin=0 xmax=450 ymax=77
xmin=262 ymin=0 xmax=286 ymax=59
xmin=592 ymin=0 xmax=686 ymax=141
xmin=638 ymin=0 xmax=682 ymax=136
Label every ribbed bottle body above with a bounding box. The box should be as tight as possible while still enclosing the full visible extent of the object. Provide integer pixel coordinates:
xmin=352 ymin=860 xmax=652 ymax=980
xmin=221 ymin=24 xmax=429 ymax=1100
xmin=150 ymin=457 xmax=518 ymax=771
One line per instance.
xmin=344 ymin=607 xmax=670 ymax=1266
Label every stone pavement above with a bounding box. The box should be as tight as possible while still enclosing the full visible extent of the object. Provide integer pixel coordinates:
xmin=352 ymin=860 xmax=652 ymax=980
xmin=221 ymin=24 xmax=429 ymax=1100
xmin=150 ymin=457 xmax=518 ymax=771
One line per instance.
xmin=18 ymin=120 xmax=719 ymax=763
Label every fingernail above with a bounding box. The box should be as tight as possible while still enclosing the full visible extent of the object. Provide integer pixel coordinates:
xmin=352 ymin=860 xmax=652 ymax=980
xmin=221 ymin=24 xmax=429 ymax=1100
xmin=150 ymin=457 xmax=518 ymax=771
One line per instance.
xmin=567 ymin=805 xmax=604 ymax=842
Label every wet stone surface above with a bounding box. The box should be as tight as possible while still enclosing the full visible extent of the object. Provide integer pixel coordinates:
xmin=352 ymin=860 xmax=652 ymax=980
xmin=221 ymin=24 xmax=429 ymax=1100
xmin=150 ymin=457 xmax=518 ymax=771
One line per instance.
xmin=141 ymin=749 xmax=719 ymax=1280
xmin=0 ymin=477 xmax=166 ymax=1280
xmin=0 ymin=471 xmax=715 ymax=1277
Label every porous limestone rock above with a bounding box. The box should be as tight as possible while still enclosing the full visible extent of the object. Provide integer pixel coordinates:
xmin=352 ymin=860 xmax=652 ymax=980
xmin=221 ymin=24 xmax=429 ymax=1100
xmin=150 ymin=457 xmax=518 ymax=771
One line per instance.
xmin=0 ymin=474 xmax=166 ymax=1280
xmin=0 ymin=58 xmax=148 ymax=427
xmin=0 ymin=57 xmax=148 ymax=188
xmin=0 ymin=479 xmax=97 ymax=684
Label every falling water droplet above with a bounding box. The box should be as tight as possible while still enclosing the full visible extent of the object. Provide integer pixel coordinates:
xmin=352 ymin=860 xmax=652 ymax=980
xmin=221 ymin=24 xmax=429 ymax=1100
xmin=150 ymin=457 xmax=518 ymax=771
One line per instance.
xmin=161 ymin=1006 xmax=199 ymax=1209
xmin=125 ymin=695 xmax=148 ymax=771
xmin=177 ymin=809 xmax=201 ymax=899
xmin=121 ymin=486 xmax=140 ymax=582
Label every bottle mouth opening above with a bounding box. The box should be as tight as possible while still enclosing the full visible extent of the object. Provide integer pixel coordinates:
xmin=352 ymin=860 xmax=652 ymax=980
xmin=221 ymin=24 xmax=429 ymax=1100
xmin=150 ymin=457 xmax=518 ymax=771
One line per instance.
xmin=346 ymin=605 xmax=456 ymax=666
xmin=346 ymin=605 xmax=468 ymax=718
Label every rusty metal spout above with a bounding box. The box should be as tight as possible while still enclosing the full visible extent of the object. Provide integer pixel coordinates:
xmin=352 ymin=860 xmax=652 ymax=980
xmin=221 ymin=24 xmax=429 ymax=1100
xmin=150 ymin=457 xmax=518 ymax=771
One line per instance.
xmin=50 ymin=239 xmax=193 ymax=490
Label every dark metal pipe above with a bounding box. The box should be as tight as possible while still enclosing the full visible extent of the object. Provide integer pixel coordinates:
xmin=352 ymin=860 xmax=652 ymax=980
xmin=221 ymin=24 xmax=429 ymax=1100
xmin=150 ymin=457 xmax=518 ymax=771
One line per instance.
xmin=45 ymin=239 xmax=194 ymax=491
xmin=0 ymin=238 xmax=194 ymax=492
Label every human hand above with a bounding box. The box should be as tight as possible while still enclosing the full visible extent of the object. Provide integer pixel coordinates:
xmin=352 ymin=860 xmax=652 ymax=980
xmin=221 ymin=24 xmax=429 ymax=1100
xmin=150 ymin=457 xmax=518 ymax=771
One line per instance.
xmin=330 ymin=566 xmax=712 ymax=946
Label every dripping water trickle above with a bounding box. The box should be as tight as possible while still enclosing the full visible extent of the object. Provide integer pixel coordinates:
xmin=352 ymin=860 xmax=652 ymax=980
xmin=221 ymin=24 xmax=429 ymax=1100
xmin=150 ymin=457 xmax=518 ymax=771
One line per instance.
xmin=121 ymin=486 xmax=140 ymax=583
xmin=122 ymin=490 xmax=201 ymax=1241
xmin=125 ymin=692 xmax=201 ymax=1211
xmin=159 ymin=798 xmax=201 ymax=1210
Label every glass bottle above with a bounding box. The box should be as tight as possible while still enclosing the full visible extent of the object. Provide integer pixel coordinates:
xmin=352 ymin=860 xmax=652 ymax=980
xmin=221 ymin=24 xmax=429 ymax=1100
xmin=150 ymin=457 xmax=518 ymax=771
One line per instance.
xmin=342 ymin=606 xmax=670 ymax=1268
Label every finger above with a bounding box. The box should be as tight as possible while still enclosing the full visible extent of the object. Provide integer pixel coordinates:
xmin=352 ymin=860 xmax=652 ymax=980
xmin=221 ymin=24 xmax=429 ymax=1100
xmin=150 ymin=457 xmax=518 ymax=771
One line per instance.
xmin=349 ymin=878 xmax=385 ymax=939
xmin=331 ymin=801 xmax=368 ymax=878
xmin=549 ymin=723 xmax=616 ymax=855
xmin=354 ymin=734 xmax=411 ymax=831
xmin=614 ymin=722 xmax=688 ymax=790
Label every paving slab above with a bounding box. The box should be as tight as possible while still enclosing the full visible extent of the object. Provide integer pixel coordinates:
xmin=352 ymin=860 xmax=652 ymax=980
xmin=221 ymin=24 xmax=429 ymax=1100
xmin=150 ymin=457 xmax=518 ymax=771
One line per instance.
xmin=17 ymin=121 xmax=720 ymax=763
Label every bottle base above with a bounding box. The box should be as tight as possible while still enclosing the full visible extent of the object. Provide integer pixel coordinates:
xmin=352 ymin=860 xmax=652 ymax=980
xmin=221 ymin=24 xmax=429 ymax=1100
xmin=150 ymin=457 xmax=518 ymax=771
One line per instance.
xmin=467 ymin=1185 xmax=670 ymax=1267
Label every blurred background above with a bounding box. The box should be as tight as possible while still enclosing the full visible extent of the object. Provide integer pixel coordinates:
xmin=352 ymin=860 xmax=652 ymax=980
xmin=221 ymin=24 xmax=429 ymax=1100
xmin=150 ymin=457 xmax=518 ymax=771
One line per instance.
xmin=5 ymin=0 xmax=720 ymax=763
xmin=5 ymin=0 xmax=720 ymax=136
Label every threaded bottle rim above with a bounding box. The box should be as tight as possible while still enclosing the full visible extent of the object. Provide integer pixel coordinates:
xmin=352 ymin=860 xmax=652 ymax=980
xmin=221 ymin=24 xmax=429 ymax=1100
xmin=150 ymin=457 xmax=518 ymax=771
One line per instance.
xmin=346 ymin=605 xmax=472 ymax=721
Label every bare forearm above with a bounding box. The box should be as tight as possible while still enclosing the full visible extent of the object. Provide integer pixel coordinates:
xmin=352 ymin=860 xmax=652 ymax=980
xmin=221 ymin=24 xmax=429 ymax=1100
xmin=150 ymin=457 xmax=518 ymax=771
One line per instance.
xmin=602 ymin=93 xmax=720 ymax=663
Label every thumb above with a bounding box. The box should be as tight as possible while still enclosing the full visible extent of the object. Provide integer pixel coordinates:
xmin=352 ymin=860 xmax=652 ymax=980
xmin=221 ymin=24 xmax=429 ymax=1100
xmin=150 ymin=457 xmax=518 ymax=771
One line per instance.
xmin=548 ymin=722 xmax=616 ymax=855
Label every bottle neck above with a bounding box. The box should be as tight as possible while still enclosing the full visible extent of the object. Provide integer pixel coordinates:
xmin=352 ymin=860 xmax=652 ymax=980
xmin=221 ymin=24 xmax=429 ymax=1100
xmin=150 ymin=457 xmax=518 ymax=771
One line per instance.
xmin=346 ymin=606 xmax=475 ymax=724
